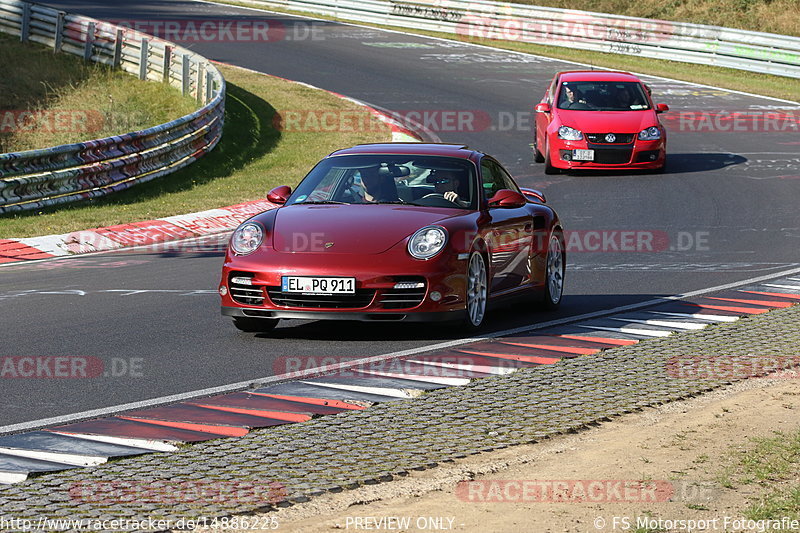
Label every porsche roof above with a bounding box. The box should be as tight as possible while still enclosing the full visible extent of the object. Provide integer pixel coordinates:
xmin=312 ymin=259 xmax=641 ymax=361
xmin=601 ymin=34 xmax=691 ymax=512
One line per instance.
xmin=330 ymin=143 xmax=476 ymax=159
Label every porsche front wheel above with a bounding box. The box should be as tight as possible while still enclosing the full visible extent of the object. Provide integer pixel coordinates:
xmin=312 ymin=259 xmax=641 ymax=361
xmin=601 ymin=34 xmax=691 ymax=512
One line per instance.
xmin=541 ymin=232 xmax=565 ymax=310
xmin=465 ymin=252 xmax=488 ymax=328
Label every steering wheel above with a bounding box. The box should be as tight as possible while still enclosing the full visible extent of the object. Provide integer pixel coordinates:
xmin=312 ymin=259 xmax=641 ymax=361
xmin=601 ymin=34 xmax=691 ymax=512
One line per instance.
xmin=421 ymin=192 xmax=459 ymax=205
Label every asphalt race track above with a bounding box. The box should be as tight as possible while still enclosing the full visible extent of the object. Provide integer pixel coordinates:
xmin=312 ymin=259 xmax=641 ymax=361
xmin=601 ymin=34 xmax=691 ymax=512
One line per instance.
xmin=2 ymin=0 xmax=799 ymax=427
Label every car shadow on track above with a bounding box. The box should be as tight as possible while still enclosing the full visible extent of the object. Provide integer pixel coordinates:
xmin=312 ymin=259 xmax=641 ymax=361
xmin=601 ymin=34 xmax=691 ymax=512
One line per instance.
xmin=556 ymin=152 xmax=747 ymax=177
xmin=250 ymin=293 xmax=667 ymax=342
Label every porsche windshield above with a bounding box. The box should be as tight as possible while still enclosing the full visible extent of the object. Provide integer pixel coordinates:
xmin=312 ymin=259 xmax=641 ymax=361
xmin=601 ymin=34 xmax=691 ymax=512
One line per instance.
xmin=557 ymin=81 xmax=650 ymax=111
xmin=287 ymin=155 xmax=478 ymax=210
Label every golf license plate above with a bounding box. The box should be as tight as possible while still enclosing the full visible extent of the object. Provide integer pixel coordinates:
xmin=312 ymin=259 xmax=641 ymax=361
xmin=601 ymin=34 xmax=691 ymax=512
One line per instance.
xmin=282 ymin=276 xmax=356 ymax=294
xmin=572 ymin=149 xmax=594 ymax=161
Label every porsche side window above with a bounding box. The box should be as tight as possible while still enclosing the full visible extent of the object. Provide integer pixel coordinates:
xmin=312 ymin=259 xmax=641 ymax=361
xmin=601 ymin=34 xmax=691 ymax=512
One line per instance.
xmin=481 ymin=160 xmax=521 ymax=204
xmin=480 ymin=161 xmax=504 ymax=201
xmin=492 ymin=162 xmax=521 ymax=194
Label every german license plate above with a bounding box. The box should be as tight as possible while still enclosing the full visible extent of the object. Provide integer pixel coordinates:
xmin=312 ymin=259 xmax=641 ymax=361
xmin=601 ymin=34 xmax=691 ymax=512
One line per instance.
xmin=572 ymin=149 xmax=594 ymax=161
xmin=281 ymin=276 xmax=355 ymax=294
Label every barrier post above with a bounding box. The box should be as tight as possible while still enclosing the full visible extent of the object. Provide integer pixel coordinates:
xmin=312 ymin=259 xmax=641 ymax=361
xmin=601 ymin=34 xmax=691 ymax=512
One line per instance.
xmin=113 ymin=28 xmax=123 ymax=67
xmin=54 ymin=11 xmax=64 ymax=52
xmin=83 ymin=21 xmax=95 ymax=61
xmin=139 ymin=37 xmax=149 ymax=80
xmin=163 ymin=45 xmax=172 ymax=83
xmin=20 ymin=2 xmax=30 ymax=42
xmin=181 ymin=54 xmax=190 ymax=95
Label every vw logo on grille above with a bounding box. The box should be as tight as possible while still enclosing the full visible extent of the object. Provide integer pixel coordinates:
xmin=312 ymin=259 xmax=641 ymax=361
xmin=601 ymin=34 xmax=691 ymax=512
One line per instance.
xmin=605 ymin=133 xmax=616 ymax=143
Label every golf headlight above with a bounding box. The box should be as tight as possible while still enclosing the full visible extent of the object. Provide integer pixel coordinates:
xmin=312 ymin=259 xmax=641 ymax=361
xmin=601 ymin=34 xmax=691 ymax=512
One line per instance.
xmin=638 ymin=126 xmax=661 ymax=140
xmin=408 ymin=226 xmax=448 ymax=260
xmin=558 ymin=126 xmax=583 ymax=141
xmin=231 ymin=222 xmax=264 ymax=255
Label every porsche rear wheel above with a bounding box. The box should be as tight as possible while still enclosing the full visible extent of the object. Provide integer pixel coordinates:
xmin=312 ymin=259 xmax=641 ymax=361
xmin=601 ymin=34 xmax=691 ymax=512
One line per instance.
xmin=541 ymin=231 xmax=565 ymax=310
xmin=232 ymin=317 xmax=279 ymax=332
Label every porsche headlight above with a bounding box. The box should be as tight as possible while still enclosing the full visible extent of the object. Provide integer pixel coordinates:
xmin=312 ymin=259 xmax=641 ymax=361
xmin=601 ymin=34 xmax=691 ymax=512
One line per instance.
xmin=558 ymin=126 xmax=583 ymax=141
xmin=408 ymin=226 xmax=448 ymax=260
xmin=230 ymin=222 xmax=264 ymax=255
xmin=638 ymin=126 xmax=661 ymax=140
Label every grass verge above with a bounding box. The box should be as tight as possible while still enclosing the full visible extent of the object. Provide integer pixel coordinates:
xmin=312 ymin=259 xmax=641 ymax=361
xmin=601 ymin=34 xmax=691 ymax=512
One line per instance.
xmin=0 ymin=63 xmax=391 ymax=238
xmin=212 ymin=0 xmax=800 ymax=102
xmin=503 ymin=0 xmax=800 ymax=38
xmin=719 ymin=428 xmax=800 ymax=520
xmin=0 ymin=33 xmax=197 ymax=153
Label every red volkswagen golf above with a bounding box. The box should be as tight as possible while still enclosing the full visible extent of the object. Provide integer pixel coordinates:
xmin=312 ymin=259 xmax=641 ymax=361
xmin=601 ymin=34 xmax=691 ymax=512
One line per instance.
xmin=219 ymin=143 xmax=565 ymax=333
xmin=534 ymin=70 xmax=669 ymax=173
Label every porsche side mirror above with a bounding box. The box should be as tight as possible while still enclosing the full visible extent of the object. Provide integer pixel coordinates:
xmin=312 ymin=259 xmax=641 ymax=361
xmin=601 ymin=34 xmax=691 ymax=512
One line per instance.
xmin=520 ymin=187 xmax=547 ymax=203
xmin=655 ymin=103 xmax=669 ymax=114
xmin=488 ymin=189 xmax=527 ymax=209
xmin=535 ymin=103 xmax=551 ymax=113
xmin=267 ymin=185 xmax=292 ymax=205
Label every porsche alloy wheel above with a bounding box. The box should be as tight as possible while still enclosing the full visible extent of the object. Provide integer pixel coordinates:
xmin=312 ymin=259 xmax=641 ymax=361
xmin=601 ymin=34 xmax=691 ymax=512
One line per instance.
xmin=466 ymin=252 xmax=488 ymax=328
xmin=542 ymin=232 xmax=565 ymax=309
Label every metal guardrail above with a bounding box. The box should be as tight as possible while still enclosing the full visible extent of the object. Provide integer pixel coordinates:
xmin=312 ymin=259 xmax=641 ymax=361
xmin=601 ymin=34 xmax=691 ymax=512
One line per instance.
xmin=233 ymin=0 xmax=800 ymax=79
xmin=0 ymin=0 xmax=225 ymax=213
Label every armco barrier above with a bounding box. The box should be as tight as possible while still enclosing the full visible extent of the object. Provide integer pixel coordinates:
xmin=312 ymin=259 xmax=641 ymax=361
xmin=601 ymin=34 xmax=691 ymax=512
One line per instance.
xmin=0 ymin=0 xmax=225 ymax=213
xmin=229 ymin=0 xmax=800 ymax=79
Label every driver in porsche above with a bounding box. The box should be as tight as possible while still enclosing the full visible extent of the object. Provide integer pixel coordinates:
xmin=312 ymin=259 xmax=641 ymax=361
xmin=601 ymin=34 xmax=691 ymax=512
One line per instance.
xmin=431 ymin=169 xmax=469 ymax=207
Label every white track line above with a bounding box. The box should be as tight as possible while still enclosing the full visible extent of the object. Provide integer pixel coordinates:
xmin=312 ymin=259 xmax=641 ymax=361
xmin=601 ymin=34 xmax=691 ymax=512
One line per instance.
xmin=299 ymin=381 xmax=416 ymax=399
xmin=577 ymin=325 xmax=673 ymax=338
xmin=764 ymin=284 xmax=800 ymax=291
xmin=49 ymin=432 xmax=178 ymax=452
xmin=0 ymin=471 xmax=28 ymax=484
xmin=0 ymin=448 xmax=105 ymax=467
xmin=406 ymin=359 xmax=516 ymax=376
xmin=608 ymin=317 xmax=709 ymax=330
xmin=650 ymin=311 xmax=740 ymax=322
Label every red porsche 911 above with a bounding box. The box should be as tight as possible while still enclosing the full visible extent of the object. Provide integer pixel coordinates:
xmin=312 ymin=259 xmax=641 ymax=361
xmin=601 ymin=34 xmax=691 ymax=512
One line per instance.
xmin=534 ymin=70 xmax=669 ymax=173
xmin=219 ymin=143 xmax=565 ymax=332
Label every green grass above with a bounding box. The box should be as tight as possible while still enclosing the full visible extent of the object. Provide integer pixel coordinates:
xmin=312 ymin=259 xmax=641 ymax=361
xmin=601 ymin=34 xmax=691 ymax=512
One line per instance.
xmin=213 ymin=0 xmax=800 ymax=102
xmin=718 ymin=429 xmax=800 ymax=521
xmin=506 ymin=0 xmax=800 ymax=38
xmin=0 ymin=33 xmax=197 ymax=153
xmin=0 ymin=64 xmax=391 ymax=237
